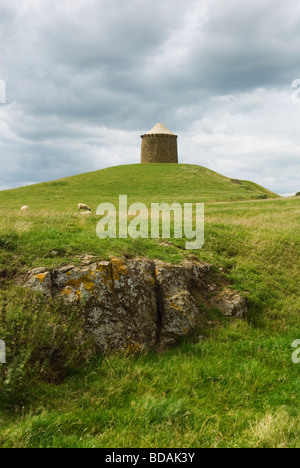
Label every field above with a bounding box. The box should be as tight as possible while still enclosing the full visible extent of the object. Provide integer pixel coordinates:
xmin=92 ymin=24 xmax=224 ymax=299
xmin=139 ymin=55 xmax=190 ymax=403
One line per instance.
xmin=0 ymin=164 xmax=299 ymax=448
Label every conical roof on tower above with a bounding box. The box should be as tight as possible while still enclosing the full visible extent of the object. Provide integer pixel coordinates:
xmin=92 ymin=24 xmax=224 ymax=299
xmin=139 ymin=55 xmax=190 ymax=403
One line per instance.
xmin=141 ymin=122 xmax=179 ymax=164
xmin=146 ymin=123 xmax=176 ymax=135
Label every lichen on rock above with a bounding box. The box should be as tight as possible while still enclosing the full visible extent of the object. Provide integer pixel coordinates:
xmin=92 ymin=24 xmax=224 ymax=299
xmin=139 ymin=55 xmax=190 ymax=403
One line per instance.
xmin=21 ymin=257 xmax=247 ymax=352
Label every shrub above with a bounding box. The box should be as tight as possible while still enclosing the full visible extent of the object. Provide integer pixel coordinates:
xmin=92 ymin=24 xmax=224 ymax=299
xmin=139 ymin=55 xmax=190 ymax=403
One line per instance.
xmin=0 ymin=236 xmax=17 ymax=251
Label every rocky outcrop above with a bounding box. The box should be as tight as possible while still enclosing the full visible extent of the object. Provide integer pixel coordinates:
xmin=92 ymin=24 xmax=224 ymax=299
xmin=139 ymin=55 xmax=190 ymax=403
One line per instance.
xmin=21 ymin=257 xmax=247 ymax=352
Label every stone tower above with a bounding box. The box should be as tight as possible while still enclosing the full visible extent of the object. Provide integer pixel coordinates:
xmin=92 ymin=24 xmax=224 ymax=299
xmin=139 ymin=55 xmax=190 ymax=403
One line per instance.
xmin=141 ymin=123 xmax=178 ymax=164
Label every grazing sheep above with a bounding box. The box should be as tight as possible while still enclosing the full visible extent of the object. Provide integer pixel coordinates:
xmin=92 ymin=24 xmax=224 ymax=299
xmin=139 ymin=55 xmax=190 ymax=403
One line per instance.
xmin=78 ymin=203 xmax=91 ymax=212
xmin=21 ymin=206 xmax=30 ymax=212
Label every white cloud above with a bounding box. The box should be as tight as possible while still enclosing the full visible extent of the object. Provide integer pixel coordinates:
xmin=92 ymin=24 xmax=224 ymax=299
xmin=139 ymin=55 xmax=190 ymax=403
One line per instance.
xmin=1 ymin=0 xmax=300 ymax=193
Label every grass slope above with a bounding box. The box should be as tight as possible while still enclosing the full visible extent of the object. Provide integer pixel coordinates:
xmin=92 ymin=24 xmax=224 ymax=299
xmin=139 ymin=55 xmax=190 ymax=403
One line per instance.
xmin=0 ymin=164 xmax=299 ymax=448
xmin=0 ymin=164 xmax=278 ymax=211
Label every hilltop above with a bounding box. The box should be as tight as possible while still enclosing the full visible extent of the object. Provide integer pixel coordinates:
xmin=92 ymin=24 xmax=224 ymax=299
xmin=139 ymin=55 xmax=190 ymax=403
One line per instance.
xmin=0 ymin=163 xmax=299 ymax=448
xmin=0 ymin=164 xmax=278 ymax=211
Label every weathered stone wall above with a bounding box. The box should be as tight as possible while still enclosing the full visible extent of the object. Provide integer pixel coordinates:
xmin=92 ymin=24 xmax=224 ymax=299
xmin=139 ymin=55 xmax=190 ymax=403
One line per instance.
xmin=21 ymin=257 xmax=247 ymax=353
xmin=141 ymin=134 xmax=178 ymax=163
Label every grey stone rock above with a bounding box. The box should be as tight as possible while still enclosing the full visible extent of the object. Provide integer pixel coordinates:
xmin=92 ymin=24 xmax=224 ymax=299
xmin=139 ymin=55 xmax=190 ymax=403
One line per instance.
xmin=209 ymin=289 xmax=247 ymax=318
xmin=28 ymin=267 xmax=48 ymax=275
xmin=21 ymin=257 xmax=247 ymax=352
xmin=24 ymin=269 xmax=52 ymax=295
xmin=154 ymin=261 xmax=200 ymax=348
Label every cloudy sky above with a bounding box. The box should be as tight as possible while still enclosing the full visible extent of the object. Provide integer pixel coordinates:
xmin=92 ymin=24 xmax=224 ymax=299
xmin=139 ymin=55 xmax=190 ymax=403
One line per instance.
xmin=1 ymin=0 xmax=300 ymax=195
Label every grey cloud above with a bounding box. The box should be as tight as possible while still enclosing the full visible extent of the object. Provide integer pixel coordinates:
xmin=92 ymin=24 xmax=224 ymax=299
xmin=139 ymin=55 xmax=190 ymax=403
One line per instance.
xmin=1 ymin=0 xmax=300 ymax=193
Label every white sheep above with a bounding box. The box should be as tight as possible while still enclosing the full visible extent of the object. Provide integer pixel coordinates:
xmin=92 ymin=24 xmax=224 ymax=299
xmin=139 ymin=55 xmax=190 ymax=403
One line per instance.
xmin=78 ymin=203 xmax=91 ymax=212
xmin=21 ymin=206 xmax=30 ymax=212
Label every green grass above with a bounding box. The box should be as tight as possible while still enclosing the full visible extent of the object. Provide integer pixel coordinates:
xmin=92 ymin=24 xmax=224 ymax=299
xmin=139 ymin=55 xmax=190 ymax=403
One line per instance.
xmin=0 ymin=164 xmax=279 ymax=271
xmin=0 ymin=163 xmax=278 ymax=211
xmin=0 ymin=164 xmax=299 ymax=448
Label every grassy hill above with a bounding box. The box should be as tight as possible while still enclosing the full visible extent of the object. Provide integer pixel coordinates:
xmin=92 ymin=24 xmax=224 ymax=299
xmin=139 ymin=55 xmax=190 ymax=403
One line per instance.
xmin=0 ymin=164 xmax=278 ymax=211
xmin=0 ymin=164 xmax=280 ymax=272
xmin=0 ymin=164 xmax=299 ymax=448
